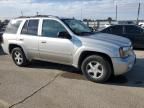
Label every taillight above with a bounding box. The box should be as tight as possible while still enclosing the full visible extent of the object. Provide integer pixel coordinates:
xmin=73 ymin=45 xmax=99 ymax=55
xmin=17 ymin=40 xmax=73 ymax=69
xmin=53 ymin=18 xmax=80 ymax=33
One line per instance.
xmin=0 ymin=34 xmax=3 ymax=44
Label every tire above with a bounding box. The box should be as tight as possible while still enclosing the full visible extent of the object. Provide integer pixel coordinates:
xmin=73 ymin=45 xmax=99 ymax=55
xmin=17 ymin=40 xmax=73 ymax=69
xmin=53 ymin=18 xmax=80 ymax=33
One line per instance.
xmin=81 ymin=55 xmax=112 ymax=83
xmin=11 ymin=47 xmax=29 ymax=67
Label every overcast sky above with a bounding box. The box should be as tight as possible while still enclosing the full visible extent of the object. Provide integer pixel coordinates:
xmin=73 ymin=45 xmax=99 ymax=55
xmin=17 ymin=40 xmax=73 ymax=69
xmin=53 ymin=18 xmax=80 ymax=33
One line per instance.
xmin=0 ymin=0 xmax=144 ymax=20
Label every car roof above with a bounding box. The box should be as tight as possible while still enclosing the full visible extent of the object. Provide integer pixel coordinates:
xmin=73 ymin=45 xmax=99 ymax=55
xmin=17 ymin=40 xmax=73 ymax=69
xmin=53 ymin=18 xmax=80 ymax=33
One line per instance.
xmin=101 ymin=24 xmax=143 ymax=31
xmin=104 ymin=24 xmax=141 ymax=29
xmin=13 ymin=15 xmax=73 ymax=21
xmin=111 ymin=24 xmax=137 ymax=26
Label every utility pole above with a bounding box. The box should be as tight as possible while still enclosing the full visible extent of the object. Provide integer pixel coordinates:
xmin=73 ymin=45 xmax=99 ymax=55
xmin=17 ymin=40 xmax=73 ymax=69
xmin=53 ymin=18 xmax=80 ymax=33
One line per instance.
xmin=116 ymin=4 xmax=118 ymax=21
xmin=81 ymin=7 xmax=83 ymax=21
xmin=36 ymin=12 xmax=39 ymax=16
xmin=21 ymin=11 xmax=23 ymax=16
xmin=113 ymin=0 xmax=118 ymax=21
xmin=137 ymin=2 xmax=141 ymax=25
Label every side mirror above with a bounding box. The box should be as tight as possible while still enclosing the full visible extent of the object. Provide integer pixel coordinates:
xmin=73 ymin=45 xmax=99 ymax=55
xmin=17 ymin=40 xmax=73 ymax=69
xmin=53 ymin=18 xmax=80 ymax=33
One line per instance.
xmin=138 ymin=28 xmax=144 ymax=34
xmin=57 ymin=31 xmax=72 ymax=39
xmin=89 ymin=27 xmax=94 ymax=32
xmin=142 ymin=29 xmax=144 ymax=34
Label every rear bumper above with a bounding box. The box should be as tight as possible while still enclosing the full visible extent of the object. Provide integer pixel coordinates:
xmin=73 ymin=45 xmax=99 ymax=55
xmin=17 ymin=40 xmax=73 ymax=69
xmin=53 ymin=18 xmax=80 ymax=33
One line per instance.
xmin=112 ymin=53 xmax=136 ymax=76
xmin=1 ymin=43 xmax=9 ymax=54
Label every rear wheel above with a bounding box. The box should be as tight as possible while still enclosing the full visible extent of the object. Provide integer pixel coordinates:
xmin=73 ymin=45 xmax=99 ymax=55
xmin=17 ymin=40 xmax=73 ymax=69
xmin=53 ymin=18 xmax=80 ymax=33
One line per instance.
xmin=11 ymin=47 xmax=29 ymax=66
xmin=81 ymin=55 xmax=112 ymax=83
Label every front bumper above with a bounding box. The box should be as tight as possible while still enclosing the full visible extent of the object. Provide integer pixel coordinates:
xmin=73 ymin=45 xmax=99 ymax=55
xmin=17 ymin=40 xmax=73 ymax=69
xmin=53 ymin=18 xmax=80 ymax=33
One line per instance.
xmin=112 ymin=53 xmax=136 ymax=76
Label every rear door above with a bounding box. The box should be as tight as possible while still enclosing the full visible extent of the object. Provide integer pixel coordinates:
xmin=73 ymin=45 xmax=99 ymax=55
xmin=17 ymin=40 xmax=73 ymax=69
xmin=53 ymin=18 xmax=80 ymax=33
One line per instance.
xmin=18 ymin=19 xmax=39 ymax=59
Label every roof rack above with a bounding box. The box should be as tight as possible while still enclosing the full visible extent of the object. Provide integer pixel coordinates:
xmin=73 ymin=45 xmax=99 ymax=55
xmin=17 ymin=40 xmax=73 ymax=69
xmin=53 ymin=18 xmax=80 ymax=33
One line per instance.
xmin=16 ymin=15 xmax=59 ymax=19
xmin=34 ymin=15 xmax=59 ymax=18
xmin=16 ymin=16 xmax=31 ymax=18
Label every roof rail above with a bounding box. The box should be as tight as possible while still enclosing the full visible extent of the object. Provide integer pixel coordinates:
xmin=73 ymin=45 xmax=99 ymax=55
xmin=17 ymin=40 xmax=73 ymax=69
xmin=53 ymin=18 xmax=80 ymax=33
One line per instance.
xmin=34 ymin=15 xmax=59 ymax=18
xmin=16 ymin=16 xmax=31 ymax=18
xmin=16 ymin=15 xmax=59 ymax=19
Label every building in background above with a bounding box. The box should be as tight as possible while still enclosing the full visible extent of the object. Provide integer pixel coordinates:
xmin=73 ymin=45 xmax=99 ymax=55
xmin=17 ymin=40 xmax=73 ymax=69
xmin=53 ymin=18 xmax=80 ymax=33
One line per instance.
xmin=83 ymin=18 xmax=144 ymax=31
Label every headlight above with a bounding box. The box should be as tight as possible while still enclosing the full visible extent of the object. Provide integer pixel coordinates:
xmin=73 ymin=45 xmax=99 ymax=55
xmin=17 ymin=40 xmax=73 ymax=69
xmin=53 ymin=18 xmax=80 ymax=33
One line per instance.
xmin=119 ymin=47 xmax=132 ymax=58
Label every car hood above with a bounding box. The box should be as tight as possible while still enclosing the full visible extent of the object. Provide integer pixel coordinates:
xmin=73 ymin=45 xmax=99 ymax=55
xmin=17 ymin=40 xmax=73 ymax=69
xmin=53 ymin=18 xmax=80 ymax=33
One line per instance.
xmin=80 ymin=33 xmax=131 ymax=47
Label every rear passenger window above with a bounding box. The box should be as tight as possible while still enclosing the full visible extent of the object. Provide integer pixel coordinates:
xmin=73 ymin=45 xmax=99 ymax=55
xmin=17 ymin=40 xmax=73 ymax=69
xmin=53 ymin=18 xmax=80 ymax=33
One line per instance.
xmin=5 ymin=20 xmax=22 ymax=34
xmin=102 ymin=28 xmax=111 ymax=33
xmin=21 ymin=20 xmax=28 ymax=34
xmin=21 ymin=20 xmax=39 ymax=35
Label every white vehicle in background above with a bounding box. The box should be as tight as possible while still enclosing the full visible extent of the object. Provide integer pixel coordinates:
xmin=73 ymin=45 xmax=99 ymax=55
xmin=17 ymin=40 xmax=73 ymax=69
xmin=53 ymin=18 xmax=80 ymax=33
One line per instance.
xmin=104 ymin=24 xmax=111 ymax=28
xmin=104 ymin=21 xmax=118 ymax=28
xmin=139 ymin=22 xmax=144 ymax=28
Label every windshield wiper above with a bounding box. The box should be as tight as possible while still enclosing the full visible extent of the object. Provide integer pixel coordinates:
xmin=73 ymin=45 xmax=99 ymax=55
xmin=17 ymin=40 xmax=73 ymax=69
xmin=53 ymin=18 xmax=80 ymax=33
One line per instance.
xmin=79 ymin=31 xmax=94 ymax=36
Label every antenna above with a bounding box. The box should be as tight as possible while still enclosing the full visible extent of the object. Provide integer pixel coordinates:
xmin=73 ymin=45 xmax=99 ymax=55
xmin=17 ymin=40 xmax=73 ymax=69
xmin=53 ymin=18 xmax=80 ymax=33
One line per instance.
xmin=36 ymin=12 xmax=39 ymax=16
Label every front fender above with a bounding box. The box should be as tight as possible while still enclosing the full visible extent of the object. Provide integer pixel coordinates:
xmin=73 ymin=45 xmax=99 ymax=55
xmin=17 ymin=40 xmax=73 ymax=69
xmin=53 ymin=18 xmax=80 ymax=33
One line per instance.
xmin=72 ymin=45 xmax=119 ymax=68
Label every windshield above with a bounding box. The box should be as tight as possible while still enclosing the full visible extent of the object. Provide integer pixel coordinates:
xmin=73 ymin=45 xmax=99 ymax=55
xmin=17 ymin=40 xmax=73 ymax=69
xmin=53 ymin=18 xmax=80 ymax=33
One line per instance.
xmin=62 ymin=19 xmax=93 ymax=36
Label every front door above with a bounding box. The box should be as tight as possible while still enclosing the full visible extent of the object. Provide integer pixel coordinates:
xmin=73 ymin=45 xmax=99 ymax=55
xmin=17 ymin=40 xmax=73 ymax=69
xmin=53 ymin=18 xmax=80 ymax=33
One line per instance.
xmin=124 ymin=25 xmax=144 ymax=48
xmin=39 ymin=19 xmax=73 ymax=65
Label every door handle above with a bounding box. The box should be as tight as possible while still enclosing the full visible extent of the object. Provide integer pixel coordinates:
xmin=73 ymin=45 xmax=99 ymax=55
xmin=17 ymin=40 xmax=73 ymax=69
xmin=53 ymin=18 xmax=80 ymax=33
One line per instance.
xmin=19 ymin=39 xmax=24 ymax=41
xmin=41 ymin=41 xmax=47 ymax=43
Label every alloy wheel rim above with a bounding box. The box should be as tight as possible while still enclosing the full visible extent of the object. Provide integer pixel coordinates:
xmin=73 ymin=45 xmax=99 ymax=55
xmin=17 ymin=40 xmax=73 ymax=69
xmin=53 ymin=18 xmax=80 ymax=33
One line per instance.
xmin=14 ymin=51 xmax=23 ymax=65
xmin=86 ymin=61 xmax=104 ymax=79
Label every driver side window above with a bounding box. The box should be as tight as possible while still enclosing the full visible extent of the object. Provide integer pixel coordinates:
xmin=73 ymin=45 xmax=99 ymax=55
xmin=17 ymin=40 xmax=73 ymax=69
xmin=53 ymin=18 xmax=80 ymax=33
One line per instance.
xmin=42 ymin=19 xmax=67 ymax=38
xmin=125 ymin=26 xmax=141 ymax=34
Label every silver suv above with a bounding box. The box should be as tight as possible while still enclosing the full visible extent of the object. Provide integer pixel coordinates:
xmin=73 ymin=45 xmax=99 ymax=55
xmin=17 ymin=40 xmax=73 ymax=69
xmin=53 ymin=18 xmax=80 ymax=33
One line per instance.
xmin=1 ymin=15 xmax=136 ymax=83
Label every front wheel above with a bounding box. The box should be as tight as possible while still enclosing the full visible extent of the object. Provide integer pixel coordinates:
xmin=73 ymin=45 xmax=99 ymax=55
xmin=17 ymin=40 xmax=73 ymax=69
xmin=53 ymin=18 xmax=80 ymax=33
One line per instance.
xmin=81 ymin=55 xmax=112 ymax=83
xmin=11 ymin=48 xmax=29 ymax=67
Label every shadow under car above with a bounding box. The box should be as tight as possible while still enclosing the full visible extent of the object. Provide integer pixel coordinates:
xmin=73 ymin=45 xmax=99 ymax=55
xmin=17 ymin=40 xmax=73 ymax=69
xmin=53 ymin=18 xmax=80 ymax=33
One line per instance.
xmin=24 ymin=57 xmax=144 ymax=88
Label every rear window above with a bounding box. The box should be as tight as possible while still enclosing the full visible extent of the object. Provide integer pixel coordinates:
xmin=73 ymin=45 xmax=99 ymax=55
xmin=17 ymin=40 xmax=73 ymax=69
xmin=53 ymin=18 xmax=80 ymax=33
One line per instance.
xmin=5 ymin=20 xmax=22 ymax=34
xmin=110 ymin=25 xmax=123 ymax=34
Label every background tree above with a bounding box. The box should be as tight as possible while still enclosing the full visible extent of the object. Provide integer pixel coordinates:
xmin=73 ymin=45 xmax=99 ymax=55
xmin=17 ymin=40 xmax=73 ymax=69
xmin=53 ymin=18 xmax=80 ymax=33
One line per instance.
xmin=0 ymin=20 xmax=2 ymax=28
xmin=107 ymin=17 xmax=112 ymax=24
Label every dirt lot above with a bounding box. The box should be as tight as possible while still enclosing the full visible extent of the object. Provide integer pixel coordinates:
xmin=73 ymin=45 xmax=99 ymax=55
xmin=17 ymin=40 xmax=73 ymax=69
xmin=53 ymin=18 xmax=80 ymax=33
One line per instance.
xmin=0 ymin=47 xmax=144 ymax=108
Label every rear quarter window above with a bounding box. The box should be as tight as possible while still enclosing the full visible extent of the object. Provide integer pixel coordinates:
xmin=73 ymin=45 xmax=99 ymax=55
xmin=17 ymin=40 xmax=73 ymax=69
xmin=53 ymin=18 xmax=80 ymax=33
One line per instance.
xmin=5 ymin=20 xmax=22 ymax=34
